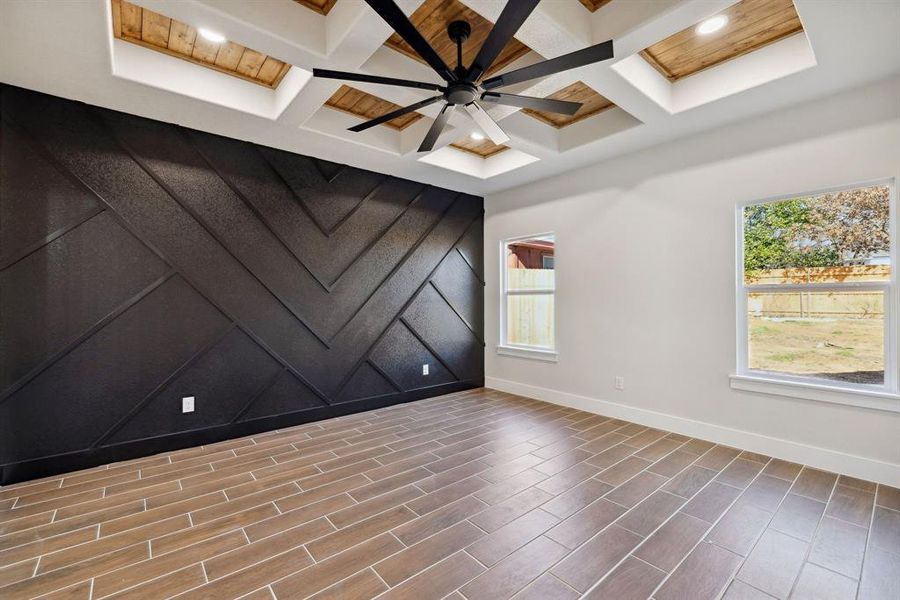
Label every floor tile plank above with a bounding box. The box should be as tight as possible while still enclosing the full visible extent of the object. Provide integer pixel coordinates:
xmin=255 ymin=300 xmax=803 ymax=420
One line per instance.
xmin=768 ymin=493 xmax=826 ymax=541
xmin=307 ymin=568 xmax=388 ymax=600
xmin=461 ymin=535 xmax=569 ymax=600
xmin=550 ymin=524 xmax=642 ymax=592
xmin=616 ymin=490 xmax=684 ymax=537
xmin=582 ymin=556 xmax=666 ymax=600
xmin=377 ymin=551 xmax=484 ymax=600
xmin=792 ymin=562 xmax=857 ymax=600
xmin=510 ymin=573 xmax=578 ymax=600
xmin=633 ymin=511 xmax=710 ymax=572
xmin=374 ymin=520 xmax=484 ymax=586
xmin=736 ymin=530 xmax=808 ymax=598
xmin=0 ymin=389 xmax=888 ymax=600
xmin=467 ymin=509 xmax=559 ymax=566
xmin=94 ymin=531 xmax=244 ymax=597
xmin=808 ymin=516 xmax=867 ymax=578
xmin=705 ymin=502 xmax=772 ymax=556
xmin=544 ymin=499 xmax=625 ymax=550
xmin=655 ymin=541 xmax=742 ymax=600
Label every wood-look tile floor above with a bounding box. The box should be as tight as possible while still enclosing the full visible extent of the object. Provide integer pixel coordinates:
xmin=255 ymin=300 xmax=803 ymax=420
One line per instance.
xmin=1 ymin=389 xmax=898 ymax=600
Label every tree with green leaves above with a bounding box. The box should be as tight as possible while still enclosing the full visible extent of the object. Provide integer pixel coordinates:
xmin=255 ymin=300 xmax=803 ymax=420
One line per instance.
xmin=743 ymin=198 xmax=838 ymax=272
xmin=743 ymin=185 xmax=890 ymax=273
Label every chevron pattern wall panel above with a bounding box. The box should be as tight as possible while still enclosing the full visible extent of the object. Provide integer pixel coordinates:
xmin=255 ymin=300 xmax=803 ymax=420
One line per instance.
xmin=0 ymin=84 xmax=484 ymax=485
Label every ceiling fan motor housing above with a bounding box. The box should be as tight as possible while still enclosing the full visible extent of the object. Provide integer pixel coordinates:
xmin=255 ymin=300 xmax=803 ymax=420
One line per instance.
xmin=446 ymin=82 xmax=478 ymax=105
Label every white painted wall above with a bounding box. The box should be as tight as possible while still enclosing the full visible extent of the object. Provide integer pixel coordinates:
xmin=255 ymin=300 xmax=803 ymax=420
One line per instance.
xmin=484 ymin=76 xmax=900 ymax=486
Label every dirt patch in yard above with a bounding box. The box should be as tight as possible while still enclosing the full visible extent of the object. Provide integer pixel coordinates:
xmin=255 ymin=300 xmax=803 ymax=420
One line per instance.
xmin=748 ymin=316 xmax=884 ymax=384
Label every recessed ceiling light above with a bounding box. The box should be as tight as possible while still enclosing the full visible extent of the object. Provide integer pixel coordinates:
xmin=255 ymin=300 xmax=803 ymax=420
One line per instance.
xmin=470 ymin=131 xmax=485 ymax=141
xmin=696 ymin=15 xmax=728 ymax=35
xmin=198 ymin=28 xmax=225 ymax=43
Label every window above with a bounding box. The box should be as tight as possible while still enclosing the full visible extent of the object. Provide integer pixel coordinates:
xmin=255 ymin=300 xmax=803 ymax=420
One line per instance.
xmin=735 ymin=181 xmax=898 ymax=403
xmin=499 ymin=234 xmax=557 ymax=361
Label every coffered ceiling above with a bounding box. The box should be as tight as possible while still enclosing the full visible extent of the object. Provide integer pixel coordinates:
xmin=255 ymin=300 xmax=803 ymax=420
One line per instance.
xmin=293 ymin=0 xmax=338 ymax=17
xmin=325 ymin=85 xmax=423 ymax=130
xmin=640 ymin=0 xmax=804 ymax=81
xmin=111 ymin=0 xmax=292 ymax=89
xmin=578 ymin=0 xmax=614 ymax=12
xmin=383 ymin=0 xmax=531 ymax=78
xmin=1 ymin=0 xmax=898 ymax=195
xmin=450 ymin=137 xmax=509 ymax=158
xmin=521 ymin=81 xmax=614 ymax=128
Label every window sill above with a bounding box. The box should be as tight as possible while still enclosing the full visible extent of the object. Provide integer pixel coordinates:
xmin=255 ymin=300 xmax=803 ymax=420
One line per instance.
xmin=730 ymin=373 xmax=900 ymax=413
xmin=496 ymin=345 xmax=558 ymax=363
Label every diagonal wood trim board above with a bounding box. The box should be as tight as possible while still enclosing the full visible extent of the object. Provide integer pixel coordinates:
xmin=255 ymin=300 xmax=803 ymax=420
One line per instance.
xmin=485 ymin=378 xmax=900 ymax=487
xmin=0 ymin=84 xmax=485 ymax=485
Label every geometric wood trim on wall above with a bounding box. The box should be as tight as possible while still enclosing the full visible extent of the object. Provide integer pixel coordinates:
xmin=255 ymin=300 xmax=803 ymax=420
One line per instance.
xmin=0 ymin=83 xmax=484 ymax=484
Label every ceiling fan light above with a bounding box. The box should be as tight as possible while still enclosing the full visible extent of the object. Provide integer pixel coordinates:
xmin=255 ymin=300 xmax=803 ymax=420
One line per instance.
xmin=470 ymin=131 xmax=485 ymax=141
xmin=696 ymin=15 xmax=728 ymax=35
xmin=198 ymin=28 xmax=226 ymax=43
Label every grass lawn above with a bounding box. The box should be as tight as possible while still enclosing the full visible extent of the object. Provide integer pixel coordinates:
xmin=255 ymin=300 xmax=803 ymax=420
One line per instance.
xmin=748 ymin=316 xmax=884 ymax=384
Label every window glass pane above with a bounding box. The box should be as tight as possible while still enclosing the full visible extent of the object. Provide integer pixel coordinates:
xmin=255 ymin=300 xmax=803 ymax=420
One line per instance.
xmin=747 ymin=290 xmax=885 ymax=384
xmin=507 ymin=236 xmax=555 ymax=291
xmin=743 ymin=185 xmax=891 ymax=284
xmin=507 ymin=294 xmax=554 ymax=349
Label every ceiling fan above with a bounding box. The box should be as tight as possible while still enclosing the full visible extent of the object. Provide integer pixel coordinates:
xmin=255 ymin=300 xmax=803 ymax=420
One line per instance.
xmin=313 ymin=0 xmax=614 ymax=152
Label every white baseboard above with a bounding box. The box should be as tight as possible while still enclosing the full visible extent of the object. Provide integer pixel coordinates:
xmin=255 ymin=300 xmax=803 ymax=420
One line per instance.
xmin=485 ymin=376 xmax=900 ymax=487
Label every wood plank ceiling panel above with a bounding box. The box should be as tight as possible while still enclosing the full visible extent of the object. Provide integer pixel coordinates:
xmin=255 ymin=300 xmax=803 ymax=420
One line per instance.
xmin=110 ymin=0 xmax=293 ymax=89
xmin=578 ymin=0 xmax=614 ymax=11
xmin=383 ymin=0 xmax=532 ymax=78
xmin=522 ymin=81 xmax=614 ymax=128
xmin=640 ymin=0 xmax=804 ymax=81
xmin=293 ymin=0 xmax=339 ymax=16
xmin=325 ymin=85 xmax=424 ymax=130
xmin=450 ymin=137 xmax=509 ymax=158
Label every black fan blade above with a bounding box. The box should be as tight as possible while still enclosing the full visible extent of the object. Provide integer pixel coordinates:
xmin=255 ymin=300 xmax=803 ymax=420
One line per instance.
xmin=348 ymin=96 xmax=443 ymax=132
xmin=418 ymin=104 xmax=454 ymax=152
xmin=364 ymin=0 xmax=455 ymax=82
xmin=467 ymin=0 xmax=540 ymax=82
xmin=313 ymin=69 xmax=445 ymax=92
xmin=481 ymin=40 xmax=614 ymax=90
xmin=481 ymin=91 xmax=581 ymax=115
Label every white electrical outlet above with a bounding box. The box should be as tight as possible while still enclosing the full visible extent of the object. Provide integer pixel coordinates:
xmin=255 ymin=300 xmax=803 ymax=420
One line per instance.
xmin=422 ymin=364 xmax=429 ymax=376
xmin=614 ymin=376 xmax=625 ymax=391
xmin=182 ymin=396 xmax=195 ymax=413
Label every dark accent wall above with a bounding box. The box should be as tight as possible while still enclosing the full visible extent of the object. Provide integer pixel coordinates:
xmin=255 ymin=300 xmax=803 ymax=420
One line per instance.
xmin=0 ymin=84 xmax=484 ymax=485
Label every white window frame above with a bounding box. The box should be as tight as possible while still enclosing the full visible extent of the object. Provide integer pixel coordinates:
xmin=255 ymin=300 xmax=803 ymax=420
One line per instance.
xmin=731 ymin=178 xmax=900 ymax=412
xmin=498 ymin=232 xmax=558 ymax=362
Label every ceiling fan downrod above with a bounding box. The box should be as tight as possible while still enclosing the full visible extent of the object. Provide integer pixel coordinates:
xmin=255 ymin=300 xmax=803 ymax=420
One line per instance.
xmin=447 ymin=20 xmax=471 ymax=80
xmin=444 ymin=21 xmax=479 ymax=106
